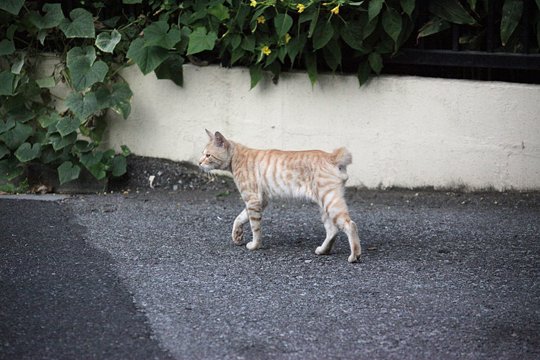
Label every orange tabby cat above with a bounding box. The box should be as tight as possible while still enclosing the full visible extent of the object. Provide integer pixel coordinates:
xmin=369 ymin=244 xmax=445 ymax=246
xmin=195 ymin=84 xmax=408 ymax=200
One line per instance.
xmin=199 ymin=130 xmax=361 ymax=263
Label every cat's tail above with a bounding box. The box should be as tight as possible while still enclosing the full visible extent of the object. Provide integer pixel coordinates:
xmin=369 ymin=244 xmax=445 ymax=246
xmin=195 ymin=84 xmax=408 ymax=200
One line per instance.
xmin=332 ymin=147 xmax=352 ymax=169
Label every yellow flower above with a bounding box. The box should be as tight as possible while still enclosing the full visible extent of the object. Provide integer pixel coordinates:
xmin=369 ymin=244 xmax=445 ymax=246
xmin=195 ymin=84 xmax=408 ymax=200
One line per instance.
xmin=262 ymin=46 xmax=271 ymax=55
xmin=257 ymin=15 xmax=266 ymax=24
xmin=296 ymin=4 xmax=305 ymax=13
xmin=330 ymin=5 xmax=340 ymax=15
xmin=250 ymin=0 xmax=257 ymax=7
xmin=285 ymin=33 xmax=291 ymax=44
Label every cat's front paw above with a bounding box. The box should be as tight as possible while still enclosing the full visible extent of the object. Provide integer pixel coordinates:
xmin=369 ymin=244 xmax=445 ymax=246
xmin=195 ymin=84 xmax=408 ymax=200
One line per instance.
xmin=315 ymin=246 xmax=330 ymax=255
xmin=232 ymin=226 xmax=244 ymax=245
xmin=348 ymin=254 xmax=360 ymax=263
xmin=246 ymin=241 xmax=261 ymax=251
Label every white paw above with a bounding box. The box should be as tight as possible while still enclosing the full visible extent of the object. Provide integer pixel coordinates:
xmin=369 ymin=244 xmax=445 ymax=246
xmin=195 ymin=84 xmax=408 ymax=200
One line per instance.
xmin=246 ymin=241 xmax=261 ymax=251
xmin=348 ymin=254 xmax=359 ymax=263
xmin=315 ymin=246 xmax=329 ymax=255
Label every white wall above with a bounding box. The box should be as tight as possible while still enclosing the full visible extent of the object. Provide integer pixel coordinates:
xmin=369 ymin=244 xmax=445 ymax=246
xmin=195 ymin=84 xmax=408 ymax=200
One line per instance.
xmin=104 ymin=64 xmax=540 ymax=191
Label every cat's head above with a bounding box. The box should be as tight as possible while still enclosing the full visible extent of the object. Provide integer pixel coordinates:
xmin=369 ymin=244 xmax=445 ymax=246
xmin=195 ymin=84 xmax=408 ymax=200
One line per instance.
xmin=199 ymin=129 xmax=233 ymax=171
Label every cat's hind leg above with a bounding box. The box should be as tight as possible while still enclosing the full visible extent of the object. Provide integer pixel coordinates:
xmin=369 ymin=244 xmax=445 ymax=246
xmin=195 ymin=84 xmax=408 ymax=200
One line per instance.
xmin=341 ymin=217 xmax=362 ymax=263
xmin=315 ymin=212 xmax=339 ymax=255
xmin=231 ymin=209 xmax=248 ymax=245
xmin=325 ymin=197 xmax=361 ymax=263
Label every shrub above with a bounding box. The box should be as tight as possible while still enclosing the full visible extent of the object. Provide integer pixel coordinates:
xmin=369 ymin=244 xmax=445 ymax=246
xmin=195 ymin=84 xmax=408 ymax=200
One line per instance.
xmin=1 ymin=0 xmax=537 ymax=190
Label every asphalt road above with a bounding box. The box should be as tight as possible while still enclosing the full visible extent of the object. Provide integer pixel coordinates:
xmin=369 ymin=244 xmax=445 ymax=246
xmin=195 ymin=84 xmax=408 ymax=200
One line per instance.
xmin=1 ymin=189 xmax=539 ymax=359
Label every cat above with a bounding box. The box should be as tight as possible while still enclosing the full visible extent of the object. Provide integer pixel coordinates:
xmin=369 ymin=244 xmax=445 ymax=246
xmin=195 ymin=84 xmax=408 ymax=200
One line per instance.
xmin=199 ymin=130 xmax=361 ymax=263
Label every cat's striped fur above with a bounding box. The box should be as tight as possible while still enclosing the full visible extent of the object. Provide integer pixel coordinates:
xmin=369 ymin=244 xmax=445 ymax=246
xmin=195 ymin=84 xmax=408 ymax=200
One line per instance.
xmin=199 ymin=130 xmax=361 ymax=263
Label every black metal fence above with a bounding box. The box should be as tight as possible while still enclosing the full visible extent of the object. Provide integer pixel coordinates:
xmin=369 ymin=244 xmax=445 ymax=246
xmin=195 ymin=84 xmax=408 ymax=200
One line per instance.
xmin=385 ymin=0 xmax=540 ymax=84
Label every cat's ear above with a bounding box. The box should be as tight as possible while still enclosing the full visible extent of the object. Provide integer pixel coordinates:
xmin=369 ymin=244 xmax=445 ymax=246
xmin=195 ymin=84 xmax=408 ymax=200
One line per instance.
xmin=205 ymin=129 xmax=214 ymax=140
xmin=214 ymin=131 xmax=228 ymax=148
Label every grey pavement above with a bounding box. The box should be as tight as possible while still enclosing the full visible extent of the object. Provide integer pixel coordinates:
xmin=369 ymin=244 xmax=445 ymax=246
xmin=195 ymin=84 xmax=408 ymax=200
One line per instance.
xmin=1 ymin=189 xmax=539 ymax=359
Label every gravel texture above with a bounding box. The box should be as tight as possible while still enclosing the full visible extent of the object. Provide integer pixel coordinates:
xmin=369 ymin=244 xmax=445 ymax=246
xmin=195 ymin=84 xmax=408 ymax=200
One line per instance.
xmin=64 ymin=188 xmax=539 ymax=360
xmin=1 ymin=155 xmax=539 ymax=359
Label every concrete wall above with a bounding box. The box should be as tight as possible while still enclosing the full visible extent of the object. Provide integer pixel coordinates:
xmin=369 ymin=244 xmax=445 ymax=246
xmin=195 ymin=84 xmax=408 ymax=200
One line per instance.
xmin=104 ymin=64 xmax=540 ymax=191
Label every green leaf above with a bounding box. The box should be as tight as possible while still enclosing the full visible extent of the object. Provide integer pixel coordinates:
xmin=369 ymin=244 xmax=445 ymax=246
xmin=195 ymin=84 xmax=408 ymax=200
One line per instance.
xmin=95 ymin=83 xmax=133 ymax=119
xmin=71 ymin=60 xmax=108 ymax=91
xmin=67 ymin=46 xmax=108 ymax=91
xmin=67 ymin=45 xmax=96 ymax=66
xmin=56 ymin=116 xmax=81 ymax=137
xmin=123 ymin=0 xmax=143 ymax=3
xmin=28 ymin=3 xmax=64 ymax=30
xmin=11 ymin=55 xmax=24 ymax=74
xmin=73 ymin=140 xmax=95 ymax=153
xmin=0 ymin=158 xmax=23 ymax=181
xmin=363 ymin=17 xmax=379 ymax=40
xmin=467 ymin=0 xmax=478 ymax=10
xmin=0 ymin=122 xmax=33 ymax=149
xmin=143 ymin=21 xmax=181 ymax=49
xmin=241 ymin=35 xmax=256 ymax=52
xmin=6 ymin=106 xmax=33 ymax=123
xmin=187 ymin=27 xmax=218 ymax=55
xmin=401 ymin=0 xmax=415 ymax=17
xmin=95 ymin=30 xmax=122 ymax=53
xmin=0 ymin=0 xmax=24 ymax=15
xmin=0 ymin=144 xmax=9 ymax=160
xmin=341 ymin=21 xmax=367 ymax=52
xmin=307 ymin=8 xmax=319 ymax=38
xmin=80 ymin=151 xmax=103 ymax=168
xmin=36 ymin=76 xmax=56 ymax=88
xmin=38 ymin=112 xmax=61 ymax=129
xmin=50 ymin=132 xmax=77 ymax=151
xmin=312 ymin=21 xmax=334 ymax=50
xmin=368 ymin=52 xmax=383 ymax=74
xmin=323 ymin=38 xmax=341 ymax=72
xmin=230 ymin=34 xmax=242 ymax=50
xmin=249 ymin=64 xmax=263 ymax=89
xmin=357 ymin=61 xmax=371 ymax=86
xmin=14 ymin=142 xmax=41 ymax=163
xmin=417 ymin=17 xmax=451 ymax=39
xmin=80 ymin=152 xmax=107 ymax=180
xmin=305 ymin=51 xmax=318 ymax=86
xmin=501 ymin=0 xmax=523 ymax=46
xmin=368 ymin=0 xmax=384 ymax=22
xmin=59 ymin=8 xmax=96 ymax=38
xmin=0 ymin=39 xmax=15 ymax=56
xmin=208 ymin=3 xmax=230 ymax=21
xmin=231 ymin=47 xmax=245 ymax=65
xmin=429 ymin=0 xmax=477 ymax=25
xmin=121 ymin=145 xmax=131 ymax=157
xmin=65 ymin=92 xmax=99 ymax=120
xmin=382 ymin=7 xmax=403 ymax=45
xmin=0 ymin=71 xmax=16 ymax=96
xmin=287 ymin=33 xmax=306 ymax=64
xmin=0 ymin=141 xmax=9 ymax=156
xmin=37 ymin=30 xmax=48 ymax=45
xmin=111 ymin=155 xmax=127 ymax=177
xmin=58 ymin=161 xmax=81 ymax=184
xmin=127 ymin=38 xmax=169 ymax=75
xmin=73 ymin=140 xmax=96 ymax=154
xmin=155 ymin=55 xmax=184 ymax=87
xmin=0 ymin=119 xmax=15 ymax=133
xmin=278 ymin=46 xmax=287 ymax=63
xmin=274 ymin=13 xmax=293 ymax=39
